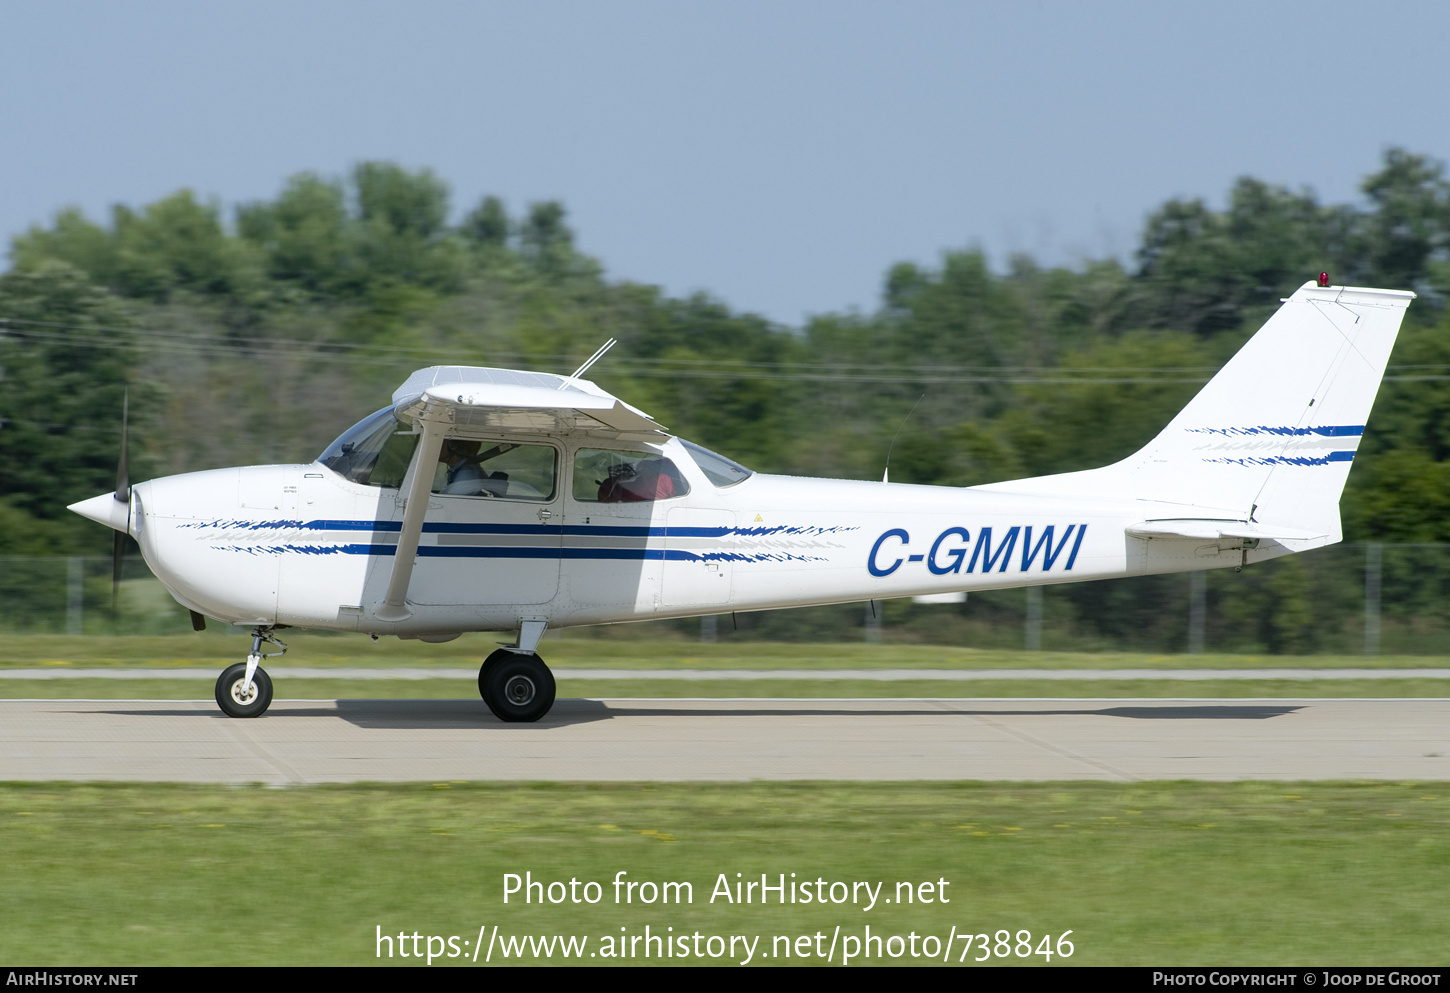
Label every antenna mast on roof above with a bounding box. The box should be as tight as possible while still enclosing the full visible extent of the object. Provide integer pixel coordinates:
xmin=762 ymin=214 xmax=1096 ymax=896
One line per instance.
xmin=882 ymin=393 xmax=926 ymax=483
xmin=560 ymin=338 xmax=618 ymax=388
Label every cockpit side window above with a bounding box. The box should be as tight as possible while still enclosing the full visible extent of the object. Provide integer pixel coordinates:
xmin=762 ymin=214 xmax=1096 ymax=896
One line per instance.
xmin=431 ymin=440 xmax=557 ymax=502
xmin=573 ymin=449 xmax=691 ymax=503
xmin=318 ymin=408 xmax=419 ymax=488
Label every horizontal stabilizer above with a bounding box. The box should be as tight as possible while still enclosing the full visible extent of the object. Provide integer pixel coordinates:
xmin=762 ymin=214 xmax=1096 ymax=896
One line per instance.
xmin=1125 ymin=520 xmax=1327 ymax=542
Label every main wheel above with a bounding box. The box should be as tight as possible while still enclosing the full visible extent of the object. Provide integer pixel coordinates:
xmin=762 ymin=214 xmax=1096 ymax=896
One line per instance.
xmin=476 ymin=648 xmax=512 ymax=702
xmin=215 ymin=663 xmax=273 ymax=718
xmin=480 ymin=651 xmax=555 ymax=723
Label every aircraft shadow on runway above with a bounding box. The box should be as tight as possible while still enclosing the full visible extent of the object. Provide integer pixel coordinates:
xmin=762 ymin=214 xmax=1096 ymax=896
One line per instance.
xmin=91 ymin=699 xmax=613 ymax=729
xmin=91 ymin=700 xmax=1303 ymax=730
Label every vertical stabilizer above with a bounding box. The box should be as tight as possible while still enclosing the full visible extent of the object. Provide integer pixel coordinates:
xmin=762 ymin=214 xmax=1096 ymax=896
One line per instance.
xmin=975 ymin=281 xmax=1415 ymax=542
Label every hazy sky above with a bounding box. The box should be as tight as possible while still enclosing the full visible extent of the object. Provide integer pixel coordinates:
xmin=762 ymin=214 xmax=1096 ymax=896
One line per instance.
xmin=3 ymin=1 xmax=1448 ymax=326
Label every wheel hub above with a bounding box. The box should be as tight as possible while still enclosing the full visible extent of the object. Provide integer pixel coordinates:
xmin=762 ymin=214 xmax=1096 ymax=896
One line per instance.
xmin=230 ymin=680 xmax=257 ymax=705
xmin=503 ymin=674 xmax=536 ymax=706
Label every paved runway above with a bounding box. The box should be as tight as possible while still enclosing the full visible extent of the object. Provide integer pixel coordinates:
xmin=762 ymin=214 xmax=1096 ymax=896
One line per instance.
xmin=5 ymin=668 xmax=1449 ymax=680
xmin=2 ymin=697 xmax=1448 ymax=783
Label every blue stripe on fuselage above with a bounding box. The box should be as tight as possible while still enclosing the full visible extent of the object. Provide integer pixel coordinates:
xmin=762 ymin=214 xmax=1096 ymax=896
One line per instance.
xmin=299 ymin=519 xmax=733 ymax=538
xmin=1188 ymin=424 xmax=1365 ymax=438
xmin=212 ymin=520 xmax=832 ymax=564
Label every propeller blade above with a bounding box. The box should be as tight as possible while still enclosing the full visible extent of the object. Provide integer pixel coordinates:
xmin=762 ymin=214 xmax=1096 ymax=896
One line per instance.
xmin=114 ymin=389 xmax=129 ymax=503
xmin=112 ymin=389 xmax=130 ymax=621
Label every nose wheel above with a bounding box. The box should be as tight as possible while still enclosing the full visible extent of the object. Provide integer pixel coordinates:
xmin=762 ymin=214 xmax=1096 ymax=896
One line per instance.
xmin=215 ymin=626 xmax=285 ymax=718
xmin=216 ymin=663 xmax=273 ymax=718
xmin=478 ymin=648 xmax=556 ymax=722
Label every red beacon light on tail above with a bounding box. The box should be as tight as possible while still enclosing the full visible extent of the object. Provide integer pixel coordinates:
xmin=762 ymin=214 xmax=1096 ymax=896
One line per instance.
xmin=1318 ymin=272 xmax=1330 ymax=287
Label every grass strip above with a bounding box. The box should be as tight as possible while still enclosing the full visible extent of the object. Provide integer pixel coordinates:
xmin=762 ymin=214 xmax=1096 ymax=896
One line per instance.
xmin=1 ymin=781 xmax=1447 ymax=966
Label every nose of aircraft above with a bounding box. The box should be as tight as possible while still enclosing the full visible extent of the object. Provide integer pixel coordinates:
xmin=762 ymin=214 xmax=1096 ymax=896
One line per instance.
xmin=68 ymin=491 xmax=133 ymax=534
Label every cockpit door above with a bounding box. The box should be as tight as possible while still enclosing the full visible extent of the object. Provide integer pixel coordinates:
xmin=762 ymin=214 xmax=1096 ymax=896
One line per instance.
xmin=406 ymin=441 xmax=563 ymax=607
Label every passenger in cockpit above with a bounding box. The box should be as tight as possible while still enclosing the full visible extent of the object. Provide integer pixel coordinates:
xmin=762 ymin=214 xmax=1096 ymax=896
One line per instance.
xmin=597 ymin=457 xmax=684 ymax=502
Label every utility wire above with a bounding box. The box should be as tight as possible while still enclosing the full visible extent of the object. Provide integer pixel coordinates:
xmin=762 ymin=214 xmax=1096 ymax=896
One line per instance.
xmin=5 ymin=314 xmax=1450 ymax=383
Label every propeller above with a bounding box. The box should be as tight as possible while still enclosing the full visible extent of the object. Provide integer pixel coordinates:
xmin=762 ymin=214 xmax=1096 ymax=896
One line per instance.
xmin=112 ymin=390 xmax=130 ymax=620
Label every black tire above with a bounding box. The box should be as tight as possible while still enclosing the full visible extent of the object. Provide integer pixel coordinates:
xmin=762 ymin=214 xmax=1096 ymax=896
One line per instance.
xmin=215 ymin=663 xmax=273 ymax=718
xmin=476 ymin=648 xmax=514 ymax=703
xmin=480 ymin=651 xmax=555 ymax=723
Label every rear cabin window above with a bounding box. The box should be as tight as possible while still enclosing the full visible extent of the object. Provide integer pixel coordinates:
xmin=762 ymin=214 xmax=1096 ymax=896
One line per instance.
xmin=573 ymin=449 xmax=690 ymax=503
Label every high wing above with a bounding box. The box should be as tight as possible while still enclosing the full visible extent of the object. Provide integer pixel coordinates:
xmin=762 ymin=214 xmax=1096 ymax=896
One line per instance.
xmin=377 ymin=366 xmax=667 ymax=623
xmin=390 ymin=366 xmax=666 ymax=440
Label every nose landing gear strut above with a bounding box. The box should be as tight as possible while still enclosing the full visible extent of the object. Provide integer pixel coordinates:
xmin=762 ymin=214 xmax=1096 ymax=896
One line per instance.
xmin=215 ymin=627 xmax=287 ymax=718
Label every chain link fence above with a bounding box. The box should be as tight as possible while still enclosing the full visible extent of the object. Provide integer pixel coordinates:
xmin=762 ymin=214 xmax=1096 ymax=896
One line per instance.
xmin=2 ymin=543 xmax=1446 ymax=653
xmin=0 ymin=555 xmax=191 ymax=635
xmin=686 ymin=542 xmax=1450 ymax=654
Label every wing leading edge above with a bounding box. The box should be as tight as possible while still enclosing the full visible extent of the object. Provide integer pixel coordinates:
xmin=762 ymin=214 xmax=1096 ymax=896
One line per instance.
xmin=391 ymin=365 xmax=666 ymax=440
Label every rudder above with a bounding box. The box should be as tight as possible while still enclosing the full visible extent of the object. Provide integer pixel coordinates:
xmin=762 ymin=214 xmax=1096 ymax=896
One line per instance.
xmin=975 ymin=281 xmax=1415 ymax=543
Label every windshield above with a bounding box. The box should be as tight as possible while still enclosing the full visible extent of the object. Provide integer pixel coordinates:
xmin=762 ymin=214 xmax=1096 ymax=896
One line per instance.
xmin=317 ymin=407 xmax=419 ymax=488
xmin=680 ymin=439 xmax=753 ymax=487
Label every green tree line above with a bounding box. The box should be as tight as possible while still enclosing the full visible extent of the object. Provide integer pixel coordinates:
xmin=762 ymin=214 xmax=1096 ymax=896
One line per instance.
xmin=4 ymin=151 xmax=1450 ymax=564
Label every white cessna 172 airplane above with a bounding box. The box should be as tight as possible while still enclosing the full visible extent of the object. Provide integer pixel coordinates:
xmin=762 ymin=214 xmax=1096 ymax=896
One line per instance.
xmin=69 ymin=278 xmax=1413 ymax=722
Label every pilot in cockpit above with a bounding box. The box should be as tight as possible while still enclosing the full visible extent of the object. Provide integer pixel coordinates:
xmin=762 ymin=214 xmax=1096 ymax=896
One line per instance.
xmin=439 ymin=439 xmax=486 ymax=494
xmin=438 ymin=439 xmax=514 ymax=497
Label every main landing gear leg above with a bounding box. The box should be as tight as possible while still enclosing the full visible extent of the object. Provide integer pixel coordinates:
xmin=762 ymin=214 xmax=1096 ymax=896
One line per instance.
xmin=215 ymin=626 xmax=286 ymax=718
xmin=478 ymin=621 xmax=555 ymax=723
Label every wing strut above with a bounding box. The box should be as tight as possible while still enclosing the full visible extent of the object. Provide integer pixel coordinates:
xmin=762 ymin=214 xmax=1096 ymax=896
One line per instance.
xmin=375 ymin=411 xmax=448 ymax=622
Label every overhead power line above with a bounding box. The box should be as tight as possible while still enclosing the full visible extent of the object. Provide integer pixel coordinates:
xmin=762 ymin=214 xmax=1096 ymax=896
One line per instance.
xmin=4 ymin=314 xmax=1450 ymax=384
